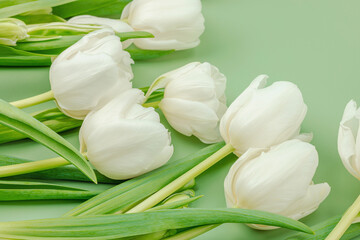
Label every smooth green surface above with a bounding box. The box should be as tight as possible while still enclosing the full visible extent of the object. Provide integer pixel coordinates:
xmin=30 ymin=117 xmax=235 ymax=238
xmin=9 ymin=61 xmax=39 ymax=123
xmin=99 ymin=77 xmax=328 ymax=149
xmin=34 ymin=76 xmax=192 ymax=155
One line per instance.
xmin=0 ymin=0 xmax=359 ymax=239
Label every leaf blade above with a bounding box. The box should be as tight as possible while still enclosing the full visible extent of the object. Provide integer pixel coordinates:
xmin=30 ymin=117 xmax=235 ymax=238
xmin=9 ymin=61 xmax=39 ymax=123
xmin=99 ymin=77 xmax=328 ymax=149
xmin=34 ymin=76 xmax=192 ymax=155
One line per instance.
xmin=0 ymin=208 xmax=313 ymax=239
xmin=0 ymin=0 xmax=78 ymax=18
xmin=0 ymin=99 xmax=97 ymax=183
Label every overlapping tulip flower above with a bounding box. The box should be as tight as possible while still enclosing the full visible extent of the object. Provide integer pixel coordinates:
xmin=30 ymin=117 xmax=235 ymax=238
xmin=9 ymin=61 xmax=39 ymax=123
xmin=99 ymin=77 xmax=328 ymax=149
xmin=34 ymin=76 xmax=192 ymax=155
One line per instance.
xmin=0 ymin=18 xmax=28 ymax=46
xmin=80 ymin=89 xmax=173 ymax=180
xmin=220 ymin=74 xmax=308 ymax=155
xmin=50 ymin=29 xmax=134 ymax=119
xmin=224 ymin=139 xmax=330 ymax=230
xmin=68 ymin=0 xmax=205 ymax=50
xmin=145 ymin=62 xmax=227 ymax=143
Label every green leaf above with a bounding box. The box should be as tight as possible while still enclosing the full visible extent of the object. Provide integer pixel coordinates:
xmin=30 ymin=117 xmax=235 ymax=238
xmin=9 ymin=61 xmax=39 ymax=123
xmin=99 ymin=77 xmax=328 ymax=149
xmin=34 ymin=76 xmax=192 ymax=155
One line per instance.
xmin=126 ymin=44 xmax=175 ymax=60
xmin=0 ymin=0 xmax=78 ymax=18
xmin=0 ymin=155 xmax=119 ymax=184
xmin=52 ymin=0 xmax=131 ymax=19
xmin=0 ymin=180 xmax=102 ymax=201
xmin=0 ymin=189 xmax=100 ymax=201
xmin=0 ymin=99 xmax=97 ymax=183
xmin=0 ymin=208 xmax=313 ymax=239
xmin=64 ymin=142 xmax=228 ymax=216
xmin=286 ymin=216 xmax=360 ymax=240
xmin=15 ymin=14 xmax=66 ymax=24
xmin=148 ymin=195 xmax=202 ymax=212
xmin=0 ymin=108 xmax=82 ymax=144
xmin=0 ymin=44 xmax=52 ymax=66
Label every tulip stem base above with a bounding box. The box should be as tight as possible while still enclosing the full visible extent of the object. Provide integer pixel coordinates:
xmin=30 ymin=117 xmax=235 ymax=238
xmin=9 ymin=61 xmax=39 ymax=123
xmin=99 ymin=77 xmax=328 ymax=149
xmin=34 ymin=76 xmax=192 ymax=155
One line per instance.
xmin=326 ymin=194 xmax=360 ymax=240
xmin=125 ymin=143 xmax=235 ymax=214
xmin=11 ymin=90 xmax=54 ymax=109
xmin=142 ymin=101 xmax=160 ymax=109
xmin=164 ymin=224 xmax=219 ymax=240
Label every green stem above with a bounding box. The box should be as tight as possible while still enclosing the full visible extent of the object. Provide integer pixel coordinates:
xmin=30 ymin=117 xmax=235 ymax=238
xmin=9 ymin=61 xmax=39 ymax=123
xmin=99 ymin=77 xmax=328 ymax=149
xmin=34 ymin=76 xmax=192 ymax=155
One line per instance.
xmin=0 ymin=153 xmax=87 ymax=178
xmin=326 ymin=194 xmax=360 ymax=240
xmin=125 ymin=144 xmax=235 ymax=214
xmin=143 ymin=101 xmax=160 ymax=109
xmin=11 ymin=90 xmax=54 ymax=109
xmin=164 ymin=225 xmax=219 ymax=240
xmin=0 ymin=156 xmax=69 ymax=178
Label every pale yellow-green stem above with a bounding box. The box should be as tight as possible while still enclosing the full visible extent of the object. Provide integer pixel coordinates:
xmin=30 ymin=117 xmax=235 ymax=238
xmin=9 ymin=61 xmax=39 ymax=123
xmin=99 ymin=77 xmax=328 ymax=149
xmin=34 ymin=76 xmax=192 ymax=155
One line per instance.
xmin=164 ymin=225 xmax=219 ymax=240
xmin=326 ymin=194 xmax=360 ymax=240
xmin=142 ymin=101 xmax=160 ymax=108
xmin=125 ymin=143 xmax=235 ymax=214
xmin=0 ymin=153 xmax=87 ymax=178
xmin=10 ymin=90 xmax=54 ymax=109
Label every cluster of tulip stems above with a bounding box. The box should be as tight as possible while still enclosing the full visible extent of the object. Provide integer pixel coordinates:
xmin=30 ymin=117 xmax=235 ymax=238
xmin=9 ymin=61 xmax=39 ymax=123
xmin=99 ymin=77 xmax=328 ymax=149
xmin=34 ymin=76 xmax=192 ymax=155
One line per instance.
xmin=0 ymin=0 xmax=359 ymax=239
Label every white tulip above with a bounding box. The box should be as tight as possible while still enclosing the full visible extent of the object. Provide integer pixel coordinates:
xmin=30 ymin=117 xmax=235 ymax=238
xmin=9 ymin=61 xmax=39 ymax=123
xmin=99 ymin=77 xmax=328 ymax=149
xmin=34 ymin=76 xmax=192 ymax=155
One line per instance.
xmin=67 ymin=15 xmax=134 ymax=48
xmin=80 ymin=88 xmax=174 ymax=180
xmin=0 ymin=18 xmax=28 ymax=46
xmin=50 ymin=29 xmax=134 ymax=119
xmin=338 ymin=100 xmax=360 ymax=180
xmin=144 ymin=62 xmax=227 ymax=143
xmin=224 ymin=139 xmax=330 ymax=230
xmin=220 ymin=75 xmax=307 ymax=156
xmin=120 ymin=0 xmax=205 ymax=50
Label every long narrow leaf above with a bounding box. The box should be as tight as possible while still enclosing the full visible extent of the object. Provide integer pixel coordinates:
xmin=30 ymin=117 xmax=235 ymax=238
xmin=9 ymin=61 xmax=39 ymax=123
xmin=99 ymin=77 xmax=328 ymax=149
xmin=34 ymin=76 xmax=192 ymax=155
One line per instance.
xmin=0 ymin=155 xmax=118 ymax=184
xmin=126 ymin=44 xmax=175 ymax=60
xmin=0 ymin=108 xmax=82 ymax=144
xmin=15 ymin=14 xmax=66 ymax=24
xmin=52 ymin=0 xmax=130 ymax=18
xmin=286 ymin=216 xmax=360 ymax=240
xmin=0 ymin=208 xmax=313 ymax=239
xmin=0 ymin=45 xmax=53 ymax=66
xmin=64 ymin=143 xmax=228 ymax=216
xmin=0 ymin=0 xmax=78 ymax=18
xmin=0 ymin=99 xmax=96 ymax=183
xmin=0 ymin=189 xmax=100 ymax=201
xmin=0 ymin=180 xmax=102 ymax=201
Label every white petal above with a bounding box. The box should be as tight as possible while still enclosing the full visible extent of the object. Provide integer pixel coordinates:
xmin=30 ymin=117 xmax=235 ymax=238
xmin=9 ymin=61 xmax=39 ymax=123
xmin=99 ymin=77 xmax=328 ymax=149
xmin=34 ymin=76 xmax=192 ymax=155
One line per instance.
xmin=50 ymin=29 xmax=133 ymax=119
xmin=80 ymin=89 xmax=173 ymax=180
xmin=284 ymin=183 xmax=330 ymax=220
xmin=220 ymin=74 xmax=268 ymax=151
xmin=338 ymin=100 xmax=360 ymax=179
xmin=155 ymin=62 xmax=227 ymax=143
xmin=222 ymin=78 xmax=307 ymax=155
xmin=122 ymin=0 xmax=204 ymax=50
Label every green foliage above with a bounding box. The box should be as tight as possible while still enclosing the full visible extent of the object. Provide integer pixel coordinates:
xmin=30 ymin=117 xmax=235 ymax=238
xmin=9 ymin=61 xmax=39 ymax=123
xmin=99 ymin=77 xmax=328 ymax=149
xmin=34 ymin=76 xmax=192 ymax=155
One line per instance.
xmin=0 ymin=99 xmax=96 ymax=183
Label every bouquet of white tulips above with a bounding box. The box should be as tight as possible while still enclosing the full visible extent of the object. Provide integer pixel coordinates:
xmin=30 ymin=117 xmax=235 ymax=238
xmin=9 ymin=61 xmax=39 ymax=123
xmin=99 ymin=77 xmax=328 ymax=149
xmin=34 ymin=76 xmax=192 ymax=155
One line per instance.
xmin=0 ymin=0 xmax=359 ymax=240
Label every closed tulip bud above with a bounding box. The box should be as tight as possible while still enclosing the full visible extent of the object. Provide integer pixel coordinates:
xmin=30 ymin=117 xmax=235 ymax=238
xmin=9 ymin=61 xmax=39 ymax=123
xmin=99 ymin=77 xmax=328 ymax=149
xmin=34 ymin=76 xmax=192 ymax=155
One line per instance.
xmin=220 ymin=75 xmax=307 ymax=156
xmin=338 ymin=100 xmax=360 ymax=180
xmin=80 ymin=89 xmax=174 ymax=180
xmin=120 ymin=0 xmax=205 ymax=50
xmin=67 ymin=15 xmax=134 ymax=48
xmin=50 ymin=29 xmax=134 ymax=119
xmin=145 ymin=62 xmax=227 ymax=143
xmin=224 ymin=139 xmax=330 ymax=230
xmin=0 ymin=18 xmax=28 ymax=46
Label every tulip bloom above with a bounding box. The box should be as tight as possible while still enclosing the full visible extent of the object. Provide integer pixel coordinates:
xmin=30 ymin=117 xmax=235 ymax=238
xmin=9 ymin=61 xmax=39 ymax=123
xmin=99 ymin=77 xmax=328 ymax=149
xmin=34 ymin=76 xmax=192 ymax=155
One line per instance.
xmin=50 ymin=29 xmax=134 ymax=119
xmin=145 ymin=62 xmax=227 ymax=143
xmin=121 ymin=0 xmax=205 ymax=50
xmin=220 ymin=75 xmax=307 ymax=156
xmin=224 ymin=139 xmax=330 ymax=230
xmin=338 ymin=100 xmax=360 ymax=180
xmin=0 ymin=18 xmax=28 ymax=46
xmin=80 ymin=89 xmax=173 ymax=180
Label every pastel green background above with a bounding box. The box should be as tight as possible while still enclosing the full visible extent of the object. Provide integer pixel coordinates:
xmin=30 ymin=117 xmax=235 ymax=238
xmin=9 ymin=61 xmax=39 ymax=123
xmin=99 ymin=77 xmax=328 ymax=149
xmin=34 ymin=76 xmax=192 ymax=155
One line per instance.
xmin=0 ymin=0 xmax=359 ymax=239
